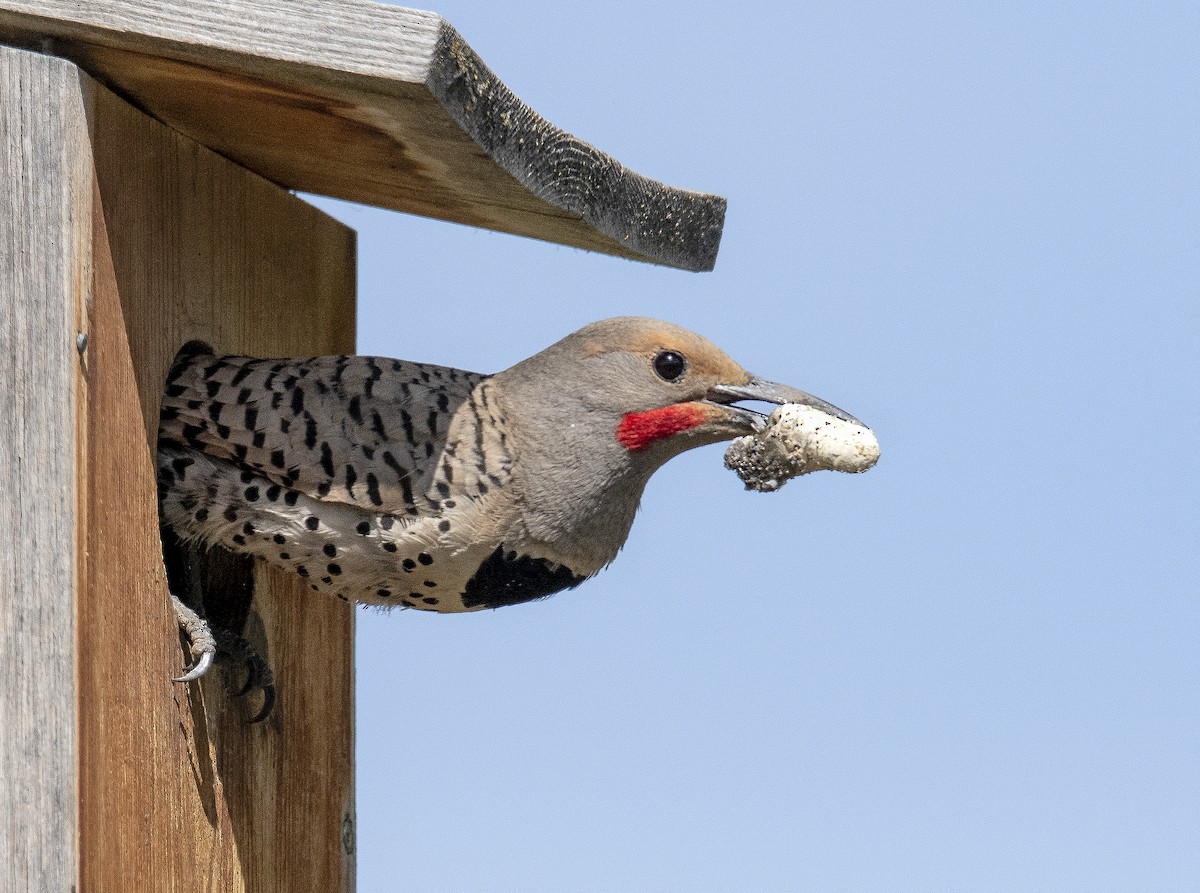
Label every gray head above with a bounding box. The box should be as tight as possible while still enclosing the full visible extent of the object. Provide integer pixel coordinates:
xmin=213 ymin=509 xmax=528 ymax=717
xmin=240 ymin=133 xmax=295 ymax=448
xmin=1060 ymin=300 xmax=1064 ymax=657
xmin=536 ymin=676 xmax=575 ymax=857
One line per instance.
xmin=497 ymin=316 xmax=856 ymax=470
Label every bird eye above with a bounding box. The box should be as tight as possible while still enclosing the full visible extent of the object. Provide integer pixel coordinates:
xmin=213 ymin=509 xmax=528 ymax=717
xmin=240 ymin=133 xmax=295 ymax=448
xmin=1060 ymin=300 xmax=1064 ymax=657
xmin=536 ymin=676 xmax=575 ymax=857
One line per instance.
xmin=652 ymin=350 xmax=687 ymax=381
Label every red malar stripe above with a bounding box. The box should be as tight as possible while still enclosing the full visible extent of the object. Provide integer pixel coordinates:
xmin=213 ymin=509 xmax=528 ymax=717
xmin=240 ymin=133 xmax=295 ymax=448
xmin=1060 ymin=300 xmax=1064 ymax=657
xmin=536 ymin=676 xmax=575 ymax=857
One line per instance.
xmin=616 ymin=404 xmax=707 ymax=451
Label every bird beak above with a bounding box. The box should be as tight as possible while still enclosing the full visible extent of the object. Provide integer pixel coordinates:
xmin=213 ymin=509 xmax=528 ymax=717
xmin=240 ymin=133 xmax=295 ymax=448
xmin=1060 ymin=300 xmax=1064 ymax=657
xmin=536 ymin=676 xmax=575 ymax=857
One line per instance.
xmin=705 ymin=377 xmax=865 ymax=430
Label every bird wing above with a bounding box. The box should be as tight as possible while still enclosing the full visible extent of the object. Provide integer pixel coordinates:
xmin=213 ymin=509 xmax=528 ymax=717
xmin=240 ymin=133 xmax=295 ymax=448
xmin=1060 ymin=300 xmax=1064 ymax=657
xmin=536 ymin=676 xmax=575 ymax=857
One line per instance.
xmin=158 ymin=347 xmax=487 ymax=516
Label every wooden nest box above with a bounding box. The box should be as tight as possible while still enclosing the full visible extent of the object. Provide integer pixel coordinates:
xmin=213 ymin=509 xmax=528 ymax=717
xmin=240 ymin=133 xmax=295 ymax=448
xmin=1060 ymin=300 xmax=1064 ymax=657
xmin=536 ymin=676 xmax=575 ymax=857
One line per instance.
xmin=0 ymin=1 xmax=725 ymax=889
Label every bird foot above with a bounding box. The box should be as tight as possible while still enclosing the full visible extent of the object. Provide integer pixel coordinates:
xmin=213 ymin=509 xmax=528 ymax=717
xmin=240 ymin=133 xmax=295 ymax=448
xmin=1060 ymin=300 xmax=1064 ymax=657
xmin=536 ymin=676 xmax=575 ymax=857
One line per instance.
xmin=170 ymin=593 xmax=276 ymax=722
xmin=214 ymin=626 xmax=277 ymax=723
xmin=171 ymin=593 xmax=216 ymax=682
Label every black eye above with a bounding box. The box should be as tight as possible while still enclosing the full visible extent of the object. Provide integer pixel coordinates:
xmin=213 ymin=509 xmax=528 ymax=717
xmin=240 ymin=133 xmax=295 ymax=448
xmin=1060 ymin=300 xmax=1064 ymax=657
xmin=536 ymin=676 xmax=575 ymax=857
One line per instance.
xmin=652 ymin=350 xmax=687 ymax=381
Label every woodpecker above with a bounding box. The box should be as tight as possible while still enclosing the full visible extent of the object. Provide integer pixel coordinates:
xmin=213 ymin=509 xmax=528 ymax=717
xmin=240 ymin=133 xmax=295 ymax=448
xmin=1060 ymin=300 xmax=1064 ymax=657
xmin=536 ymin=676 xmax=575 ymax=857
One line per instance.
xmin=159 ymin=317 xmax=863 ymax=689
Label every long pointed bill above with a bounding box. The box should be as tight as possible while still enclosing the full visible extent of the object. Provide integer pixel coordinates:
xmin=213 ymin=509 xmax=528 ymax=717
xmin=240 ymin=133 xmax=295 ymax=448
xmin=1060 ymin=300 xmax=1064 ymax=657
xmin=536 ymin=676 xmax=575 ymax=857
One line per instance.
xmin=706 ymin=377 xmax=865 ymax=429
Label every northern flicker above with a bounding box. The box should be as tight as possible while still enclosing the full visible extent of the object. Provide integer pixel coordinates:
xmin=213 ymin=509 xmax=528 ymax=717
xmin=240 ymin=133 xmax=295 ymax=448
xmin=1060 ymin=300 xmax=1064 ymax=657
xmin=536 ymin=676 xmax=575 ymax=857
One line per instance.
xmin=159 ymin=317 xmax=866 ymax=692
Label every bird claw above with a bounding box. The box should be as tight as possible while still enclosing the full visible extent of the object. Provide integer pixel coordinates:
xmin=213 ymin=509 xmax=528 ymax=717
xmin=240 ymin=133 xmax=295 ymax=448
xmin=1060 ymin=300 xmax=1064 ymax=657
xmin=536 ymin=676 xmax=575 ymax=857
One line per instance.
xmin=214 ymin=626 xmax=277 ymax=723
xmin=237 ymin=650 xmax=276 ymax=723
xmin=171 ymin=593 xmax=217 ymax=682
xmin=247 ymin=680 xmax=276 ymax=725
xmin=170 ymin=593 xmax=276 ymax=721
xmin=173 ymin=648 xmax=214 ymax=684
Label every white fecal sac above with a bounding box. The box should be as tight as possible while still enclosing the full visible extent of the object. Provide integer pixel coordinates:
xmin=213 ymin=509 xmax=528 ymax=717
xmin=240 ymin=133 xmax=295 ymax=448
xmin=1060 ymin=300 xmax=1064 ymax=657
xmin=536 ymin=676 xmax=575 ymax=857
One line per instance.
xmin=724 ymin=404 xmax=880 ymax=492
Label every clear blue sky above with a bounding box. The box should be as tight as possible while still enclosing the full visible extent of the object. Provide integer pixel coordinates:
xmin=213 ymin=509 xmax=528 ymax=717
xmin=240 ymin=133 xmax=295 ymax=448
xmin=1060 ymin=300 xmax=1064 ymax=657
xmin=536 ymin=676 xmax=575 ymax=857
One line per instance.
xmin=308 ymin=2 xmax=1199 ymax=889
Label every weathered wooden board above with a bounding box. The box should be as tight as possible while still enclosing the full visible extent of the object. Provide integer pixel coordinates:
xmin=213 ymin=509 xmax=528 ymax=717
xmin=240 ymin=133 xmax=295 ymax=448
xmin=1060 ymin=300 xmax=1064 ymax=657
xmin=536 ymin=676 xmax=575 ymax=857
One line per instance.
xmin=1 ymin=45 xmax=355 ymax=891
xmin=0 ymin=0 xmax=726 ymax=271
xmin=0 ymin=46 xmax=88 ymax=893
xmin=80 ymin=76 xmax=357 ymax=892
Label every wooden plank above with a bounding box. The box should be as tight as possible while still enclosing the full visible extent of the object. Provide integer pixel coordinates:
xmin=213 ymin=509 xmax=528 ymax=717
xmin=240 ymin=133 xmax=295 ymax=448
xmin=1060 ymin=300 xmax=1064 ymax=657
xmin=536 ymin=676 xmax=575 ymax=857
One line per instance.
xmin=80 ymin=67 xmax=357 ymax=890
xmin=0 ymin=47 xmax=87 ymax=892
xmin=0 ymin=0 xmax=726 ymax=271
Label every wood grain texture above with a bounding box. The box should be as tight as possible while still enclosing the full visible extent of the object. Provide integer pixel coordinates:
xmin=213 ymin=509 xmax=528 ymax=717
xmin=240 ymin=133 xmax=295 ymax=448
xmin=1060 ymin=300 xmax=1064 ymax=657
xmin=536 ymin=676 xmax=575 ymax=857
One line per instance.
xmin=0 ymin=0 xmax=726 ymax=271
xmin=79 ymin=79 xmax=357 ymax=893
xmin=0 ymin=47 xmax=87 ymax=893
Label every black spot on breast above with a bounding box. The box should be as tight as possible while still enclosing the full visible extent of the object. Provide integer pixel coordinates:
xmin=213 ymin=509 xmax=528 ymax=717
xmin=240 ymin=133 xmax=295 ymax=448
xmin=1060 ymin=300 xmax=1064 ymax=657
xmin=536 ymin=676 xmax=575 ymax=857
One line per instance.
xmin=306 ymin=516 xmax=320 ymax=530
xmin=461 ymin=547 xmax=586 ymax=609
xmin=356 ymin=521 xmax=371 ymax=535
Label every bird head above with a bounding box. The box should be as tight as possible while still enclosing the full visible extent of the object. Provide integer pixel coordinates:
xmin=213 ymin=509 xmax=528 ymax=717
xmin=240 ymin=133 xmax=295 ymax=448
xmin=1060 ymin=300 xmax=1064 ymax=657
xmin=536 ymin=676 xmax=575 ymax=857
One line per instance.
xmin=499 ymin=316 xmax=859 ymax=468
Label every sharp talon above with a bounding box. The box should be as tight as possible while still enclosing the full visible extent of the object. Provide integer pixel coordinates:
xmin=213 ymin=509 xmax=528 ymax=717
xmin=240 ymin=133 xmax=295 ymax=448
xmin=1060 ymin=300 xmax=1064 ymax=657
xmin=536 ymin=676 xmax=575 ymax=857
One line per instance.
xmin=236 ymin=658 xmax=258 ymax=697
xmin=170 ymin=593 xmax=216 ymax=683
xmin=248 ymin=684 xmax=276 ymax=724
xmin=173 ymin=649 xmax=214 ymax=683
